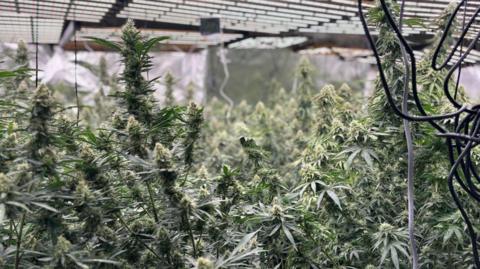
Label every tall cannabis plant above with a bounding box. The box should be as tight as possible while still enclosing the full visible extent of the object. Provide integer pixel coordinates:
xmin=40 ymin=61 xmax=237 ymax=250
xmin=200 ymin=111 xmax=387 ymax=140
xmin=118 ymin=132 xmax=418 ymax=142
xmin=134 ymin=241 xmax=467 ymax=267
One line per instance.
xmin=295 ymin=57 xmax=315 ymax=132
xmin=89 ymin=19 xmax=168 ymax=124
xmin=164 ymin=71 xmax=176 ymax=106
xmin=3 ymin=41 xmax=30 ymax=99
xmin=1 ymin=4 xmax=474 ymax=268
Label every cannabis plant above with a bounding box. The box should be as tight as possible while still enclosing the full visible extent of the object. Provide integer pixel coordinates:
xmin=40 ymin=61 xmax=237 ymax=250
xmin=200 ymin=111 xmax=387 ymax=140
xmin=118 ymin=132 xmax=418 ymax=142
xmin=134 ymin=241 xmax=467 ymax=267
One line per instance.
xmin=0 ymin=5 xmax=476 ymax=268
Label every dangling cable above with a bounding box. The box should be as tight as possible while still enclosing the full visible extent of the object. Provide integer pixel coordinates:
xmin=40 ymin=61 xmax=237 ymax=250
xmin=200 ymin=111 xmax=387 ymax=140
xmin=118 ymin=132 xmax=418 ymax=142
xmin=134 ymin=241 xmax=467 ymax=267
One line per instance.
xmin=398 ymin=1 xmax=418 ymax=267
xmin=73 ymin=1 xmax=80 ymax=125
xmin=217 ymin=24 xmax=233 ymax=120
xmin=35 ymin=0 xmax=39 ymax=88
xmin=358 ymin=0 xmax=480 ymax=266
xmin=357 ymin=0 xmax=467 ymax=130
xmin=454 ymin=0 xmax=468 ymax=100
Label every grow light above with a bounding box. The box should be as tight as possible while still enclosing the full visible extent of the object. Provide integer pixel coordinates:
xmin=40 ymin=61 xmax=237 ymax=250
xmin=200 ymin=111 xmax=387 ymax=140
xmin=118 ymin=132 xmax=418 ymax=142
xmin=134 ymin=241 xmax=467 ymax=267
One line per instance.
xmin=118 ymin=0 xmax=357 ymax=34
xmin=0 ymin=12 xmax=63 ymax=44
xmin=76 ymin=27 xmax=243 ymax=47
xmin=0 ymin=0 xmax=114 ymax=23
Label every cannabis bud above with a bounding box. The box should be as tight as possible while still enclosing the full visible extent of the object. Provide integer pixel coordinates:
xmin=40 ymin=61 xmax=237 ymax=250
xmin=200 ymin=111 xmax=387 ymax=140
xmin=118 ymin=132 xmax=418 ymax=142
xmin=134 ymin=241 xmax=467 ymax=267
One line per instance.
xmin=126 ymin=115 xmax=141 ymax=133
xmin=314 ymin=84 xmax=339 ymax=108
xmin=154 ymin=143 xmax=172 ymax=168
xmin=3 ymin=132 xmax=18 ymax=149
xmin=297 ymin=56 xmax=314 ymax=78
xmin=184 ymin=102 xmax=204 ymax=166
xmin=75 ymin=179 xmax=92 ymax=200
xmin=196 ymin=257 xmax=214 ymax=269
xmin=180 ymin=194 xmax=196 ymax=210
xmin=164 ymin=71 xmax=176 ymax=106
xmin=54 ymin=235 xmax=72 ymax=258
xmin=199 ymin=184 xmax=210 ymax=197
xmin=254 ymin=101 xmax=266 ymax=115
xmin=111 ymin=112 xmax=125 ymax=129
xmin=156 ymin=227 xmax=172 ymax=253
xmin=338 ymin=83 xmax=352 ymax=100
xmin=140 ymin=250 xmax=157 ymax=266
xmin=378 ymin=223 xmax=394 ymax=232
xmin=186 ymin=81 xmax=195 ymax=103
xmin=33 ymin=84 xmax=53 ymax=107
xmin=124 ymin=170 xmax=139 ymax=185
xmin=198 ymin=165 xmax=210 ymax=180
xmin=17 ymin=80 xmax=29 ymax=93
xmin=79 ymin=144 xmax=95 ymax=163
xmin=121 ymin=18 xmax=137 ymax=37
xmin=186 ymin=102 xmax=203 ymax=124
xmin=0 ymin=173 xmax=14 ymax=193
xmin=15 ymin=40 xmax=29 ymax=65
xmin=270 ymin=197 xmax=283 ymax=217
xmin=237 ymin=100 xmax=250 ymax=116
xmin=131 ymin=217 xmax=156 ymax=234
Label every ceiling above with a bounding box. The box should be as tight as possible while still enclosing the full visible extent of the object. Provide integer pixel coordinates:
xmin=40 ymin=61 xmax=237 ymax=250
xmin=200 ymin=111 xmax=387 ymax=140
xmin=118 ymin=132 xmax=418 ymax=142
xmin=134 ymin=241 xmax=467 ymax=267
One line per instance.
xmin=0 ymin=0 xmax=479 ymax=61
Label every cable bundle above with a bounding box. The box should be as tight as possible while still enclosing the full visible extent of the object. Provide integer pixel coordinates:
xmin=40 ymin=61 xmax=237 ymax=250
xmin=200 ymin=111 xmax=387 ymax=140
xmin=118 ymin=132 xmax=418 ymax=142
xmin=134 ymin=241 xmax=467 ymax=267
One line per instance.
xmin=358 ymin=0 xmax=480 ymax=267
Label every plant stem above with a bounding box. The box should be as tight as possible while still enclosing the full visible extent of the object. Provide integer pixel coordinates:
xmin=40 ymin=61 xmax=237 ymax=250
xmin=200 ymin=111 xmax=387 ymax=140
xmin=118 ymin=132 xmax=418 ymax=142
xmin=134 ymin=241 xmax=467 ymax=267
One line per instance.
xmin=146 ymin=181 xmax=159 ymax=222
xmin=8 ymin=220 xmax=13 ymax=243
xmin=180 ymin=166 xmax=190 ymax=187
xmin=183 ymin=210 xmax=197 ymax=258
xmin=14 ymin=212 xmax=26 ymax=269
xmin=116 ymin=212 xmax=162 ymax=260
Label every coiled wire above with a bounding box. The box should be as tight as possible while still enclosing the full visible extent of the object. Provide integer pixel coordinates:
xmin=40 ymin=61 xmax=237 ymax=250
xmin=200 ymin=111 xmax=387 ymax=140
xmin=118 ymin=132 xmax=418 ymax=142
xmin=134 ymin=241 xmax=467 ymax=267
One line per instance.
xmin=358 ymin=0 xmax=480 ymax=267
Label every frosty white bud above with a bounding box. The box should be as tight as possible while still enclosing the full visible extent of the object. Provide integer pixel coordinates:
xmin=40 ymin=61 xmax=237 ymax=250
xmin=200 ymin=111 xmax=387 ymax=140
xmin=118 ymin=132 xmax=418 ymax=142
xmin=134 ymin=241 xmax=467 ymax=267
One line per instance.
xmin=0 ymin=173 xmax=13 ymax=193
xmin=154 ymin=143 xmax=171 ymax=167
xmin=196 ymin=257 xmax=214 ymax=269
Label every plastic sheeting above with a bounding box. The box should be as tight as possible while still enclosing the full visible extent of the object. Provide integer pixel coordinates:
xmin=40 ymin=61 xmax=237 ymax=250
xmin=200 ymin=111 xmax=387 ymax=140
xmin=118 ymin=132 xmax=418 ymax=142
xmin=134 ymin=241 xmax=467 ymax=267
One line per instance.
xmin=2 ymin=42 xmax=480 ymax=103
xmin=0 ymin=43 xmax=208 ymax=104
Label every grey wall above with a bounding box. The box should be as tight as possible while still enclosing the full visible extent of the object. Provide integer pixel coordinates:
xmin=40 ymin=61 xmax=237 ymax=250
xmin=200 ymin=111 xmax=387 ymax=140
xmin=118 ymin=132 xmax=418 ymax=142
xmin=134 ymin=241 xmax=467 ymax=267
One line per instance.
xmin=205 ymin=48 xmax=373 ymax=104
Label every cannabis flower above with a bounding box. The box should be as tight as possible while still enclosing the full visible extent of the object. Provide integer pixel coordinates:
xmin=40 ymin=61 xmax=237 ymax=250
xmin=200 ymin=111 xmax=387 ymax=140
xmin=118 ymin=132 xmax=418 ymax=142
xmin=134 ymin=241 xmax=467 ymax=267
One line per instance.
xmin=196 ymin=257 xmax=214 ymax=269
xmin=270 ymin=197 xmax=283 ymax=217
xmin=75 ymin=179 xmax=92 ymax=200
xmin=154 ymin=142 xmax=172 ymax=168
xmin=126 ymin=115 xmax=141 ymax=133
xmin=54 ymin=235 xmax=72 ymax=258
xmin=0 ymin=173 xmax=14 ymax=193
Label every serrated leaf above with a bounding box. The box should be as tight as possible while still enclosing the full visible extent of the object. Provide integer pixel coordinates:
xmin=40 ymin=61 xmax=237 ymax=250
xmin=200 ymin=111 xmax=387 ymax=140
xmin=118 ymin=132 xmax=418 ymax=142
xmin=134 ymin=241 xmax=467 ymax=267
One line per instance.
xmin=443 ymin=228 xmax=453 ymax=244
xmin=231 ymin=230 xmax=258 ymax=256
xmin=391 ymin=246 xmax=399 ymax=269
xmin=5 ymin=201 xmax=31 ymax=212
xmin=86 ymin=37 xmax=122 ymax=51
xmin=403 ymin=18 xmax=425 ymax=28
xmin=326 ymin=190 xmax=342 ymax=209
xmin=83 ymin=259 xmax=122 ymax=265
xmin=31 ymin=202 xmax=58 ymax=213
xmin=282 ymin=225 xmax=297 ymax=250
xmin=361 ymin=150 xmax=374 ymax=168
xmin=143 ymin=36 xmax=169 ymax=53
xmin=346 ymin=148 xmax=361 ymax=169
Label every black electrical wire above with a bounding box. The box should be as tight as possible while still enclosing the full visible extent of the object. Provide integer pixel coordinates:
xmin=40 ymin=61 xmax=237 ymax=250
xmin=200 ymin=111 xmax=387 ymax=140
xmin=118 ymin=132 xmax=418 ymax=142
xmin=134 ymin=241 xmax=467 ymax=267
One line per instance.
xmin=454 ymin=0 xmax=468 ymax=100
xmin=442 ymin=36 xmax=480 ymax=112
xmin=357 ymin=0 xmax=480 ymax=267
xmin=35 ymin=0 xmax=39 ymax=88
xmin=357 ymin=0 xmax=467 ymax=133
xmin=432 ymin=0 xmax=480 ymax=71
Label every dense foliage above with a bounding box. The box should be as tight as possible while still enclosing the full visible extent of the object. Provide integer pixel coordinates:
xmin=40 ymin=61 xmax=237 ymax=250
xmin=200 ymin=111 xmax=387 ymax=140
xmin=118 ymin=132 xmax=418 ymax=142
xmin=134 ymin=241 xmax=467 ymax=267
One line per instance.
xmin=0 ymin=7 xmax=479 ymax=269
